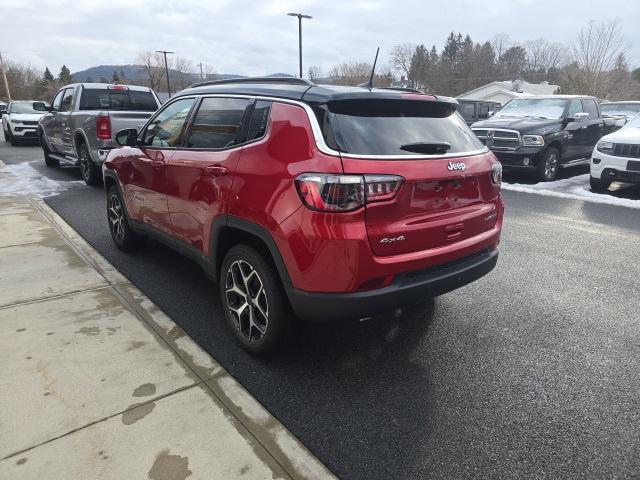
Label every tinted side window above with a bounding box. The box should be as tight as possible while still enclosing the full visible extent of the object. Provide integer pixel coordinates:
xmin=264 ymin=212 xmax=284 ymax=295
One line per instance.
xmin=478 ymin=104 xmax=490 ymax=119
xmin=61 ymin=89 xmax=75 ymax=112
xmin=142 ymin=98 xmax=195 ymax=147
xmin=52 ymin=91 xmax=64 ymax=110
xmin=582 ymin=99 xmax=599 ymax=119
xmin=247 ymin=101 xmax=271 ymax=140
xmin=568 ymin=99 xmax=583 ymax=117
xmin=460 ymin=103 xmax=476 ymax=119
xmin=186 ymin=97 xmax=251 ymax=149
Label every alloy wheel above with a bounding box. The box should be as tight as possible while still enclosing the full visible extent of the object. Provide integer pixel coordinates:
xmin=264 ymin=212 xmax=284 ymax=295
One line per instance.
xmin=225 ymin=260 xmax=269 ymax=343
xmin=79 ymin=148 xmax=91 ymax=182
xmin=108 ymin=194 xmax=125 ymax=242
xmin=545 ymin=152 xmax=558 ymax=180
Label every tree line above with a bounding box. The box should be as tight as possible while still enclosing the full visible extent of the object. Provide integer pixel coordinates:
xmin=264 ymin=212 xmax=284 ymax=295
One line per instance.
xmin=311 ymin=19 xmax=640 ymax=100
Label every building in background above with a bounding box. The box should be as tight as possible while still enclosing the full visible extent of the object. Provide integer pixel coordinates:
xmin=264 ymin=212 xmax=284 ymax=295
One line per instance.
xmin=457 ymin=79 xmax=560 ymax=105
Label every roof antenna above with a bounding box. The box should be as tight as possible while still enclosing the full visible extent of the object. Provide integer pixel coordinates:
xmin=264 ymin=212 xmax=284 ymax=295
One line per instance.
xmin=358 ymin=47 xmax=380 ymax=90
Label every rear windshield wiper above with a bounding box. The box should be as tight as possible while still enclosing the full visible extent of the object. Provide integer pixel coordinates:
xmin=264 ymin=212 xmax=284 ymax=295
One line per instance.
xmin=400 ymin=142 xmax=451 ymax=154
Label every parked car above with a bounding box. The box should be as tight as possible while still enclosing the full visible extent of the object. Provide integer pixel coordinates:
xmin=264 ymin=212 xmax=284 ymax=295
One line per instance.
xmin=0 ymin=101 xmax=7 ymax=117
xmin=590 ymin=112 xmax=640 ymax=192
xmin=2 ymin=100 xmax=49 ymax=145
xmin=39 ymin=83 xmax=161 ymax=185
xmin=457 ymin=99 xmax=501 ymax=125
xmin=471 ymin=95 xmax=606 ymax=181
xmin=103 ymin=77 xmax=504 ymax=354
xmin=601 ymin=101 xmax=640 ymax=123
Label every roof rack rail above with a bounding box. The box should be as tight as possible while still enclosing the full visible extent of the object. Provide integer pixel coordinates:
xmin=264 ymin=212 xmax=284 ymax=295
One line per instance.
xmin=377 ymin=86 xmax=425 ymax=94
xmin=189 ymin=76 xmax=316 ymax=89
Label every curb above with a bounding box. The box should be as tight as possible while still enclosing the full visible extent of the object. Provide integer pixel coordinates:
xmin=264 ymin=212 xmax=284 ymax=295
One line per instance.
xmin=27 ymin=195 xmax=337 ymax=480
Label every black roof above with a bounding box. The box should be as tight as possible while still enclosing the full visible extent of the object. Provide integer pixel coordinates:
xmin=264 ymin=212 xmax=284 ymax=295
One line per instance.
xmin=175 ymin=77 xmax=458 ymax=106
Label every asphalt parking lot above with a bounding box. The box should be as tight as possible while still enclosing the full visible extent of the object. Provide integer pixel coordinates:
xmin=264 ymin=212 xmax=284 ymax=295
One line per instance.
xmin=2 ymin=141 xmax=640 ymax=479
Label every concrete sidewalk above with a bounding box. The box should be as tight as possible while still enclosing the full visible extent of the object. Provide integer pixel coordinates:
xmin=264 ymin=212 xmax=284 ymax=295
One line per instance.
xmin=0 ymin=193 xmax=335 ymax=480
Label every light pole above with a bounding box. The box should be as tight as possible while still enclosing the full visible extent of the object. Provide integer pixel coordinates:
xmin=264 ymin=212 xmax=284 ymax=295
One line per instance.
xmin=156 ymin=50 xmax=174 ymax=96
xmin=287 ymin=13 xmax=312 ymax=78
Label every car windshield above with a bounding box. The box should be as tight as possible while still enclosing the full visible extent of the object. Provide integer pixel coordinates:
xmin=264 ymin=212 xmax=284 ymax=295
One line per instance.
xmin=10 ymin=101 xmax=46 ymax=114
xmin=79 ymin=89 xmax=158 ymax=111
xmin=601 ymin=104 xmax=640 ymax=117
xmin=494 ymin=98 xmax=567 ymax=119
xmin=626 ymin=114 xmax=640 ymax=127
xmin=317 ymin=99 xmax=484 ymax=156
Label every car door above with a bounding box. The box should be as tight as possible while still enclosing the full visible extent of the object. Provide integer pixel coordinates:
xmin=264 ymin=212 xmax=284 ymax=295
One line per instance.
xmin=127 ymin=96 xmax=196 ymax=235
xmin=58 ymin=87 xmax=77 ymax=155
xmin=581 ymin=99 xmax=605 ymax=154
xmin=165 ymin=96 xmax=254 ymax=255
xmin=42 ymin=90 xmax=65 ymax=151
xmin=564 ymin=99 xmax=586 ymax=160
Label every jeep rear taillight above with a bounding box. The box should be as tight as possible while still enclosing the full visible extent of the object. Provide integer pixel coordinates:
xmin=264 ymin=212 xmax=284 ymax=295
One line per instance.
xmin=96 ymin=115 xmax=111 ymax=140
xmin=295 ymin=174 xmax=403 ymax=212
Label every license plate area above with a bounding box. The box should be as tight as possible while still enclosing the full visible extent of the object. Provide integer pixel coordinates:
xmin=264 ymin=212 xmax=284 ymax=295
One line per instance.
xmin=627 ymin=160 xmax=640 ymax=172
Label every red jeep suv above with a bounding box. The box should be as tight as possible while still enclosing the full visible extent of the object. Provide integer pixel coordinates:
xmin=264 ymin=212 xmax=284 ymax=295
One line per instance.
xmin=103 ymin=78 xmax=504 ymax=354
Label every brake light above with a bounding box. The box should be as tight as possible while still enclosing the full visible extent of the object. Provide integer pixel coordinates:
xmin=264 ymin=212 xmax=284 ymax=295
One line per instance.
xmin=491 ymin=162 xmax=502 ymax=186
xmin=108 ymin=84 xmax=129 ymax=90
xmin=96 ymin=115 xmax=111 ymax=140
xmin=295 ymin=173 xmax=403 ymax=212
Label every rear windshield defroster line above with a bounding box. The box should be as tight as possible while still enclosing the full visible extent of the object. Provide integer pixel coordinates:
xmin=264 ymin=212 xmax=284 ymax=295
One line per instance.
xmin=315 ymin=99 xmax=484 ymax=157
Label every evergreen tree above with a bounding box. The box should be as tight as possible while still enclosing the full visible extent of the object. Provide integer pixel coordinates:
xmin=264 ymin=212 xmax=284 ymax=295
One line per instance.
xmin=58 ymin=65 xmax=73 ymax=85
xmin=112 ymin=70 xmax=121 ymax=83
xmin=43 ymin=67 xmax=54 ymax=82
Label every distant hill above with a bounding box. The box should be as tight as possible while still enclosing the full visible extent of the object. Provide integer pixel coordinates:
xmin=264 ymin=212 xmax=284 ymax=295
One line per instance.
xmin=71 ymin=65 xmax=295 ymax=88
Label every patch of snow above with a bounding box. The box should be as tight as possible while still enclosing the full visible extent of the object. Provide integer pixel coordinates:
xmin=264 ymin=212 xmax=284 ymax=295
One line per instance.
xmin=502 ymin=174 xmax=640 ymax=210
xmin=0 ymin=162 xmax=83 ymax=197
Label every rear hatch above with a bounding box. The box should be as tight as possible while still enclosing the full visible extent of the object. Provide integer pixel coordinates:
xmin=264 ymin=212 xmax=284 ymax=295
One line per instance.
xmin=319 ymin=97 xmax=500 ymax=256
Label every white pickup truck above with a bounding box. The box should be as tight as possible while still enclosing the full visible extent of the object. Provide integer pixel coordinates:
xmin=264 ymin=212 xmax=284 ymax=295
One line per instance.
xmin=39 ymin=83 xmax=161 ymax=185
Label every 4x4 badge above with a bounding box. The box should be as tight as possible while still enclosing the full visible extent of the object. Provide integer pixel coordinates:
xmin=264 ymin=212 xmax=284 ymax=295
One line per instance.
xmin=447 ymin=161 xmax=466 ymax=171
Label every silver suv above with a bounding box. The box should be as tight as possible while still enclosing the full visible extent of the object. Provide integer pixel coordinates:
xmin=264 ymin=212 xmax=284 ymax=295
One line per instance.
xmin=39 ymin=83 xmax=161 ymax=185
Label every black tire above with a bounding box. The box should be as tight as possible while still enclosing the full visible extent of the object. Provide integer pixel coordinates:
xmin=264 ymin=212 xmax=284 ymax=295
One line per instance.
xmin=78 ymin=142 xmax=100 ymax=186
xmin=40 ymin=133 xmax=59 ymax=167
xmin=107 ymin=185 xmax=144 ymax=252
xmin=590 ymin=176 xmax=611 ymax=193
xmin=536 ymin=147 xmax=560 ymax=182
xmin=9 ymin=131 xmax=18 ymax=146
xmin=3 ymin=128 xmax=8 ymax=142
xmin=220 ymin=244 xmax=291 ymax=355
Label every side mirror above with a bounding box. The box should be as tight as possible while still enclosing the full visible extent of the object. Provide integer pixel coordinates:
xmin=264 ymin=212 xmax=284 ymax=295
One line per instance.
xmin=32 ymin=101 xmax=50 ymax=112
xmin=115 ymin=128 xmax=138 ymax=147
xmin=487 ymin=110 xmax=495 ymax=118
xmin=569 ymin=112 xmax=589 ymax=123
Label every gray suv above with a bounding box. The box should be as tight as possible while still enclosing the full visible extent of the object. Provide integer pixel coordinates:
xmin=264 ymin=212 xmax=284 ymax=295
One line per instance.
xmin=39 ymin=83 xmax=161 ymax=185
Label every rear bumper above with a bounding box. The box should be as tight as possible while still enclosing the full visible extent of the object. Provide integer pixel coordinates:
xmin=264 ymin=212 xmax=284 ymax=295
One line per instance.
xmin=288 ymin=248 xmax=498 ymax=323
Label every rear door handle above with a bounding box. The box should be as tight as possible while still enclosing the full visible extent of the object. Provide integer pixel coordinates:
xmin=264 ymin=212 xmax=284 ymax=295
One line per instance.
xmin=204 ymin=165 xmax=228 ymax=177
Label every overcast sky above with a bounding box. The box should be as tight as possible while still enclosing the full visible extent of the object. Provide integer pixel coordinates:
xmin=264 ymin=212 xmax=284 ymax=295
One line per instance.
xmin=1 ymin=0 xmax=638 ymax=77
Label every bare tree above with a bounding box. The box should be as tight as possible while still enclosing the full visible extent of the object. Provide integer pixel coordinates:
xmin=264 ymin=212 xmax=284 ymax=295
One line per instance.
xmin=390 ymin=44 xmax=413 ymax=84
xmin=525 ymin=39 xmax=567 ymax=73
xmin=491 ymin=33 xmax=511 ymax=65
xmin=327 ymin=62 xmax=393 ymax=87
xmin=308 ymin=65 xmax=322 ymax=82
xmin=570 ymin=18 xmax=627 ymax=96
xmin=137 ymin=51 xmax=166 ymax=91
xmin=171 ymin=56 xmax=193 ymax=90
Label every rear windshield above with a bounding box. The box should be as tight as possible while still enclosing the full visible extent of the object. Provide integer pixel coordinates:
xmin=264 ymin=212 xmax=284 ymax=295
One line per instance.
xmin=601 ymin=103 xmax=640 ymax=117
xmin=79 ymin=89 xmax=158 ymax=111
xmin=317 ymin=99 xmax=484 ymax=156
